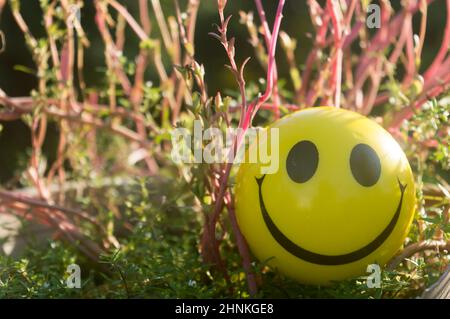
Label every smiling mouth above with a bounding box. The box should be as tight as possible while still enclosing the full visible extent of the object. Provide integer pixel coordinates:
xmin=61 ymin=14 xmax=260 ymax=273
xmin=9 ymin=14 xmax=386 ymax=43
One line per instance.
xmin=256 ymin=175 xmax=407 ymax=265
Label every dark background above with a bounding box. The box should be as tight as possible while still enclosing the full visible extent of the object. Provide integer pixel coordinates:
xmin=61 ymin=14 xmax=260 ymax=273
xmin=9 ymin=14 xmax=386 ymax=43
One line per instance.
xmin=0 ymin=0 xmax=447 ymax=183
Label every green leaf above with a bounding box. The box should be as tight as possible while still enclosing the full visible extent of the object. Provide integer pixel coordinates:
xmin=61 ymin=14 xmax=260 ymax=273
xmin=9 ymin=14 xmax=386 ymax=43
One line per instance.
xmin=13 ymin=65 xmax=36 ymax=75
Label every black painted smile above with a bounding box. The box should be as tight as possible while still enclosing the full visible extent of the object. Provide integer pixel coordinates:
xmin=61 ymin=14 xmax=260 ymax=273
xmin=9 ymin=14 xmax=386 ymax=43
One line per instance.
xmin=256 ymin=175 xmax=407 ymax=265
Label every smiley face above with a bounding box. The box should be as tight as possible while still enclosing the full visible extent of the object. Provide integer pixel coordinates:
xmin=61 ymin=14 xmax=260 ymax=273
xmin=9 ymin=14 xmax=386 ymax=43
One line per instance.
xmin=235 ymin=107 xmax=415 ymax=284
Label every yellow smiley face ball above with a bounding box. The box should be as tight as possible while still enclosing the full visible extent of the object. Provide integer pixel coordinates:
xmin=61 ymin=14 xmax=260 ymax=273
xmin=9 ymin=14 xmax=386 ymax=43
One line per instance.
xmin=235 ymin=107 xmax=415 ymax=285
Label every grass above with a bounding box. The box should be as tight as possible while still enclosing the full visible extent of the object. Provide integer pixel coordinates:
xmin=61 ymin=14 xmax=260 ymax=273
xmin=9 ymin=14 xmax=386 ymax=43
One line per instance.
xmin=0 ymin=172 xmax=447 ymax=299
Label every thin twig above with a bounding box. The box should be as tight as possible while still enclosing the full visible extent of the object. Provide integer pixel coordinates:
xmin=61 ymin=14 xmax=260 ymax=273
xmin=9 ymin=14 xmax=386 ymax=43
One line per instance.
xmin=387 ymin=240 xmax=450 ymax=271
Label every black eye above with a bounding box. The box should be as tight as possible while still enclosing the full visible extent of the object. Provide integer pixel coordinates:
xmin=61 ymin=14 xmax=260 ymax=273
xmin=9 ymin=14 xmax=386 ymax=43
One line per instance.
xmin=350 ymin=143 xmax=381 ymax=187
xmin=286 ymin=140 xmax=319 ymax=183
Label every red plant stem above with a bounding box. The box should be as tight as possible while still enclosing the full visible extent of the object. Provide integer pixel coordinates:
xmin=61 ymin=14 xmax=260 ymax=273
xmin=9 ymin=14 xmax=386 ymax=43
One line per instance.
xmin=244 ymin=0 xmax=285 ymax=127
xmin=205 ymin=0 xmax=285 ymax=295
xmin=361 ymin=58 xmax=383 ymax=115
xmin=254 ymin=0 xmax=281 ymax=118
xmin=10 ymin=3 xmax=51 ymax=201
xmin=94 ymin=1 xmax=131 ymax=100
xmin=139 ymin=0 xmax=151 ymax=35
xmin=108 ymin=0 xmax=178 ymax=124
xmin=387 ymin=240 xmax=450 ymax=271
xmin=297 ymin=47 xmax=319 ymax=106
xmin=389 ymin=63 xmax=450 ymax=130
xmin=202 ymin=1 xmax=249 ymax=286
xmin=109 ymin=0 xmax=149 ymax=41
xmin=130 ymin=0 xmax=158 ymax=174
xmin=173 ymin=0 xmax=201 ymax=123
xmin=225 ymin=193 xmax=257 ymax=296
xmin=343 ymin=0 xmax=357 ymax=30
xmin=403 ymin=13 xmax=416 ymax=88
xmin=423 ymin=0 xmax=450 ymax=81
xmin=327 ymin=0 xmax=343 ymax=108
xmin=150 ymin=0 xmax=174 ymax=54
xmin=354 ymin=0 xmax=429 ymax=81
xmin=0 ymin=94 xmax=154 ymax=149
xmin=0 ymin=191 xmax=101 ymax=228
xmin=342 ymin=19 xmax=363 ymax=49
xmin=43 ymin=3 xmax=68 ymax=189
xmin=0 ymin=95 xmax=160 ymax=133
xmin=416 ymin=0 xmax=428 ymax=68
xmin=388 ymin=17 xmax=408 ymax=66
xmin=297 ymin=2 xmax=330 ymax=105
xmin=388 ymin=0 xmax=450 ymax=129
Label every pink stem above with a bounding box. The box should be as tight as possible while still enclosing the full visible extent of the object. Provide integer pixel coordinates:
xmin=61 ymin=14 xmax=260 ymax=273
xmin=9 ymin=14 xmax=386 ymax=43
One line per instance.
xmin=254 ymin=0 xmax=281 ymax=117
xmin=423 ymin=0 xmax=450 ymax=81
xmin=327 ymin=0 xmax=343 ymax=108
xmin=109 ymin=0 xmax=149 ymax=41
xmin=244 ymin=0 xmax=285 ymax=127
xmin=390 ymin=58 xmax=450 ymax=130
xmin=403 ymin=14 xmax=416 ymax=88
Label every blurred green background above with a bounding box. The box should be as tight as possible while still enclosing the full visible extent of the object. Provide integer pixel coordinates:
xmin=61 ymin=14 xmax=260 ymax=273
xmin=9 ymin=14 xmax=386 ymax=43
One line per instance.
xmin=0 ymin=0 xmax=447 ymax=184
